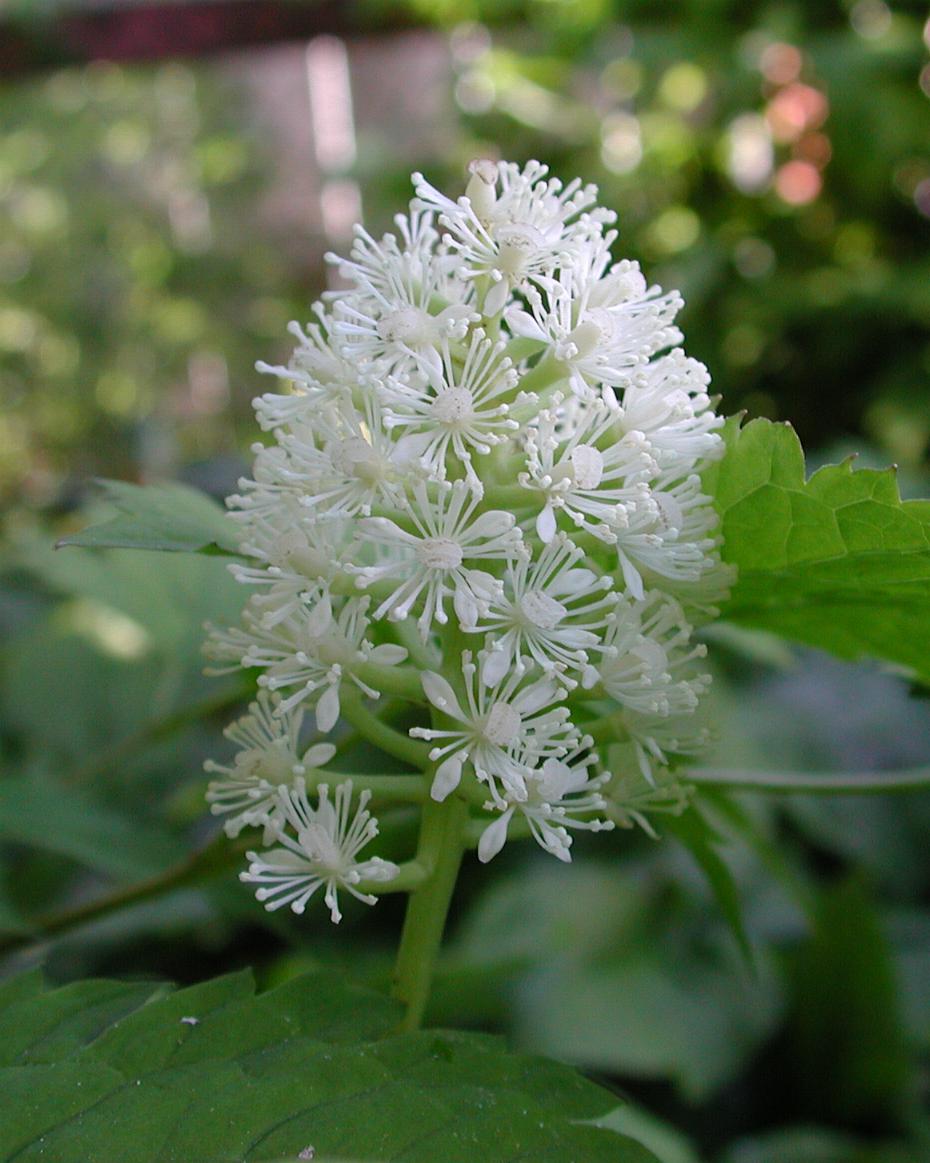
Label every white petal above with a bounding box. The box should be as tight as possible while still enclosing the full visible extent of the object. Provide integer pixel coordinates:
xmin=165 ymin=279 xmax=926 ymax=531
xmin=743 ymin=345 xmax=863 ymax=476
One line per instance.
xmin=421 ymin=671 xmax=463 ymax=719
xmin=550 ymin=568 xmax=596 ymax=595
xmin=481 ymin=646 xmax=511 ymax=688
xmin=513 ymin=677 xmax=560 ymax=715
xmin=418 ymin=344 xmax=444 ymax=382
xmin=368 ymin=643 xmax=408 ymax=665
xmin=484 ymin=278 xmax=510 ymax=317
xmin=618 ymin=551 xmax=645 ymax=601
xmin=303 ymin=742 xmax=336 ymax=768
xmin=356 ymin=856 xmax=400 ymax=883
xmin=462 ymin=568 xmax=503 ymax=602
xmin=536 ymin=504 xmax=557 ymax=543
xmin=430 ymin=754 xmax=464 ymax=801
xmin=478 ymin=810 xmax=513 ymax=863
xmin=453 ymin=583 xmax=479 ymax=630
xmin=467 ymin=510 xmax=516 ymax=540
xmin=315 ymin=683 xmax=341 ymax=733
xmin=305 ymin=591 xmax=333 ymax=637
xmin=503 ymin=306 xmax=547 ymax=342
xmin=392 ymin=431 xmax=432 ymax=465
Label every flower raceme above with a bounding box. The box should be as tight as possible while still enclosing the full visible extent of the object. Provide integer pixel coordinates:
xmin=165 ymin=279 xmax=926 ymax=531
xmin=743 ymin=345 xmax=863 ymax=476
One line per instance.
xmin=204 ymin=159 xmax=731 ymax=924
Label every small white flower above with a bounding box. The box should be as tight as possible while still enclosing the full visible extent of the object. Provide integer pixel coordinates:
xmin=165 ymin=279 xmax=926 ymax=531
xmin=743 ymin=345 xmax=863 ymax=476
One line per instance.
xmin=411 ymin=654 xmax=575 ymax=802
xmin=205 ymin=691 xmax=335 ymax=840
xmin=505 ymin=252 xmax=683 ymax=399
xmin=611 ymin=472 xmax=721 ymax=600
xmin=618 ymin=349 xmax=724 ymax=468
xmin=327 ymin=210 xmax=478 ymax=379
xmin=521 ymin=392 xmax=658 ymax=545
xmin=586 ymin=593 xmax=708 ymax=719
xmin=469 ymin=532 xmax=618 ymax=687
xmin=275 ymin=393 xmax=406 ymax=519
xmin=253 ymin=309 xmax=357 ymax=428
xmin=478 ymin=739 xmax=614 ymax=864
xmin=241 ymin=780 xmax=399 ymax=923
xmin=351 ymin=480 xmax=524 ymax=639
xmin=605 ymin=757 xmax=693 ymax=838
xmin=206 ymin=593 xmax=406 ymax=726
xmin=413 ymin=160 xmax=613 ymax=315
xmin=382 ymin=330 xmax=529 ymax=486
xmin=228 ymin=506 xmax=354 ymax=629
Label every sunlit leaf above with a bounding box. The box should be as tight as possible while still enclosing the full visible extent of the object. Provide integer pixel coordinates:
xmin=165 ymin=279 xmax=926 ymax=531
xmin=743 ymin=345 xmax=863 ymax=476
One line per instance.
xmin=706 ymin=418 xmax=930 ymax=684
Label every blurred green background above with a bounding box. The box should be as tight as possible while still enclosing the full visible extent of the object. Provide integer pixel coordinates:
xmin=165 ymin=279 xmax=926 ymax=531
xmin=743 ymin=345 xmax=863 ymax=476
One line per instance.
xmin=2 ymin=3 xmax=930 ymax=1161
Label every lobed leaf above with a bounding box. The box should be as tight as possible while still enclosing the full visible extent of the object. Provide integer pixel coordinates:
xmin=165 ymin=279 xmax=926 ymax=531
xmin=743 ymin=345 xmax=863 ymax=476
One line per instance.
xmin=0 ymin=970 xmax=659 ymax=1163
xmin=56 ymin=479 xmax=241 ymax=556
xmin=706 ymin=418 xmax=930 ymax=684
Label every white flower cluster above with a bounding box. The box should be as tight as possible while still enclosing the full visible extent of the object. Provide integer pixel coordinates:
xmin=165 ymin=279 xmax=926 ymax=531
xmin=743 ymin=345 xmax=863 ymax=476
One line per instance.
xmin=204 ymin=160 xmax=731 ymax=922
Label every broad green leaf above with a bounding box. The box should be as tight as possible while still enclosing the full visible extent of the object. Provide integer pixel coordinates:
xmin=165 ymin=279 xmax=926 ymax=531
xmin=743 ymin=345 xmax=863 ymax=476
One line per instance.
xmin=0 ymin=969 xmax=659 ymax=1163
xmin=0 ymin=775 xmax=184 ymax=879
xmin=706 ymin=418 xmax=930 ymax=684
xmin=56 ymin=479 xmax=241 ymax=556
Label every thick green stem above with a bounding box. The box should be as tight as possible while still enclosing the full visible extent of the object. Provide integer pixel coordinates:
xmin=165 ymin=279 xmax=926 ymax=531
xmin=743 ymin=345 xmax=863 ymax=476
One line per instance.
xmin=358 ymin=858 xmax=430 ymax=896
xmin=354 ymin=661 xmax=424 ymax=701
xmin=323 ymin=773 xmax=428 ymax=802
xmin=339 ymin=687 xmax=430 ymax=769
xmin=515 ymin=351 xmax=568 ymax=398
xmin=390 ymin=795 xmax=469 ymax=1031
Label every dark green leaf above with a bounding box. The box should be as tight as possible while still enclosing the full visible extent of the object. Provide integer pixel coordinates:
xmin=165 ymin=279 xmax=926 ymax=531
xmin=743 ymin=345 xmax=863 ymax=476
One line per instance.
xmin=56 ymin=479 xmax=241 ymax=556
xmin=452 ymin=863 xmax=783 ymax=1102
xmin=783 ymin=879 xmax=914 ymax=1129
xmin=721 ymin=1126 xmax=925 ymax=1163
xmin=663 ymin=804 xmax=752 ymax=964
xmin=0 ymin=776 xmax=184 ymax=879
xmin=0 ymin=970 xmax=659 ymax=1163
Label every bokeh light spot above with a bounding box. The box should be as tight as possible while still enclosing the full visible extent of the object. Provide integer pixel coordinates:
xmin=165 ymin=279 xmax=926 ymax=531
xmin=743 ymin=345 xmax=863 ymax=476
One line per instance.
xmin=850 ymin=0 xmax=893 ymax=40
xmin=645 ymin=206 xmax=700 ymax=255
xmin=914 ymin=179 xmax=930 ymax=219
xmin=601 ymin=112 xmax=642 ymax=173
xmin=775 ymin=160 xmax=822 ymax=205
xmin=759 ymin=42 xmax=803 ymax=85
xmin=766 ymin=83 xmax=828 ymax=144
xmin=658 ymin=63 xmax=708 ymax=112
xmin=733 ymin=237 xmax=776 ymax=279
xmin=726 ymin=114 xmax=773 ymax=193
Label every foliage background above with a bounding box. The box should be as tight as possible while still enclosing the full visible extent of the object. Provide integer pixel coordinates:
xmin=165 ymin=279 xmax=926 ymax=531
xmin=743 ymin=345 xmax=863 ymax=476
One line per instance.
xmin=1 ymin=3 xmax=930 ymax=1160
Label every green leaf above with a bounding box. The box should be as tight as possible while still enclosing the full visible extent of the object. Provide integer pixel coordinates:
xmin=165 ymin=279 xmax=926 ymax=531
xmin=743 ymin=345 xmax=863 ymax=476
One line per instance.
xmin=0 ymin=776 xmax=184 ymax=880
xmin=0 ymin=970 xmax=659 ymax=1163
xmin=706 ymin=418 xmax=930 ymax=684
xmin=56 ymin=479 xmax=241 ymax=556
xmin=783 ymin=879 xmax=914 ymax=1129
xmin=662 ymin=804 xmax=752 ymax=963
xmin=452 ymin=862 xmax=783 ymax=1102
